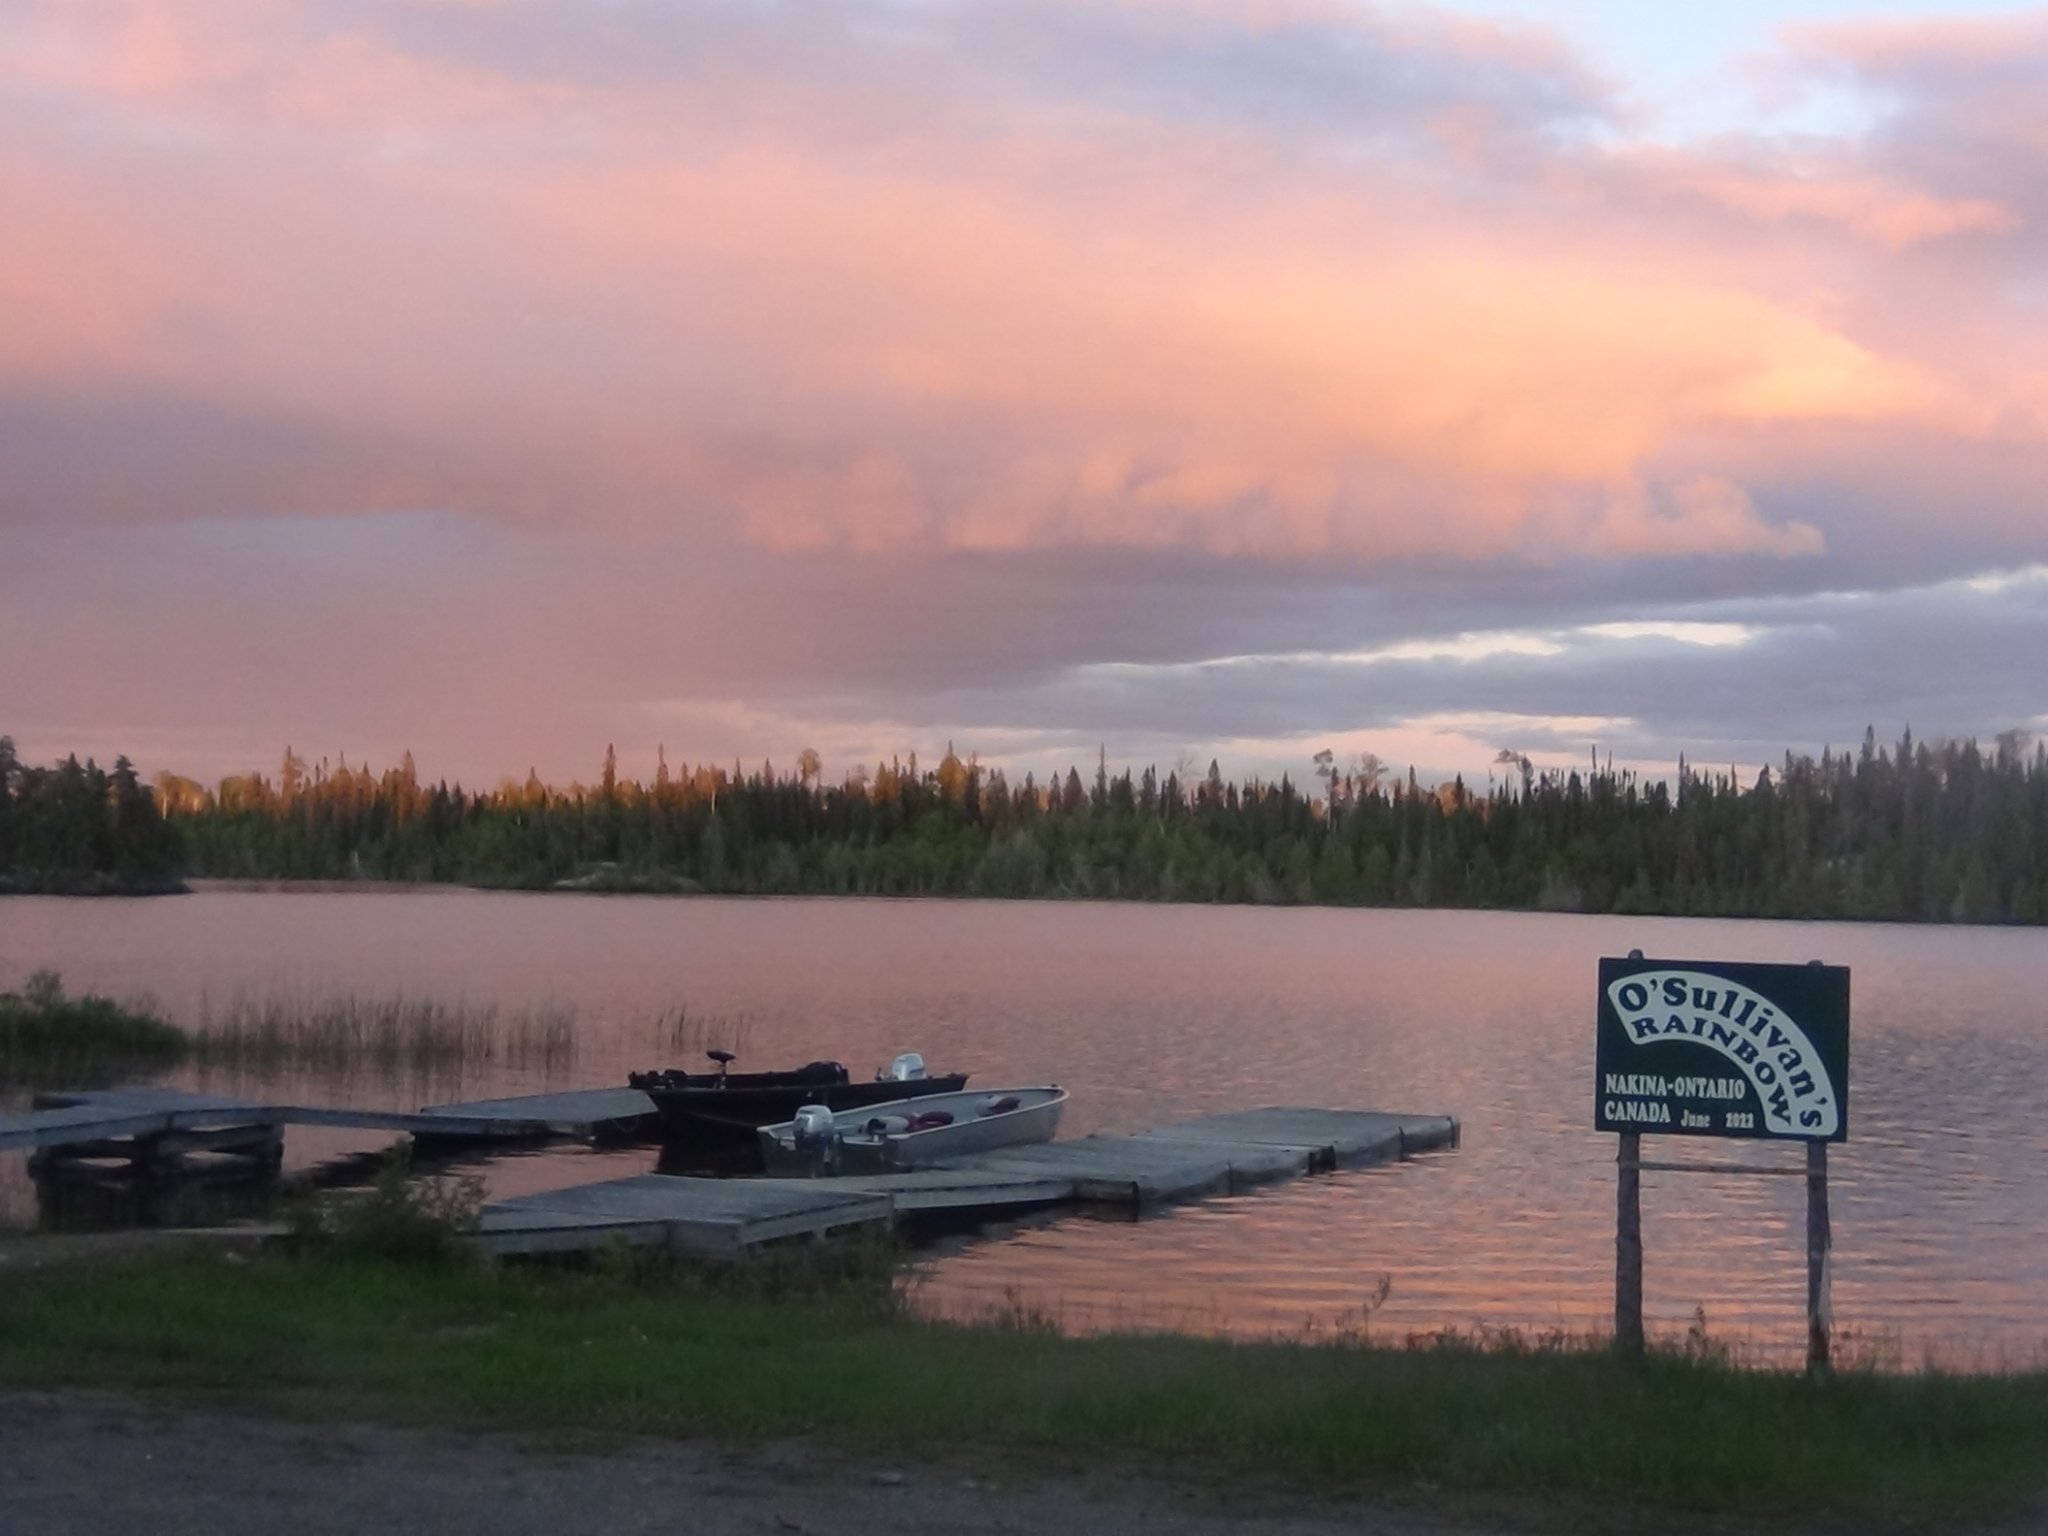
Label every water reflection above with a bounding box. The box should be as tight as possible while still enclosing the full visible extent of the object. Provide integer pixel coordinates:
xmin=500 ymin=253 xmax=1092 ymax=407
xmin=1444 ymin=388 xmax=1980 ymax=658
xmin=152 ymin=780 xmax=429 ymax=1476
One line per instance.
xmin=30 ymin=1154 xmax=282 ymax=1231
xmin=3 ymin=892 xmax=2047 ymax=1366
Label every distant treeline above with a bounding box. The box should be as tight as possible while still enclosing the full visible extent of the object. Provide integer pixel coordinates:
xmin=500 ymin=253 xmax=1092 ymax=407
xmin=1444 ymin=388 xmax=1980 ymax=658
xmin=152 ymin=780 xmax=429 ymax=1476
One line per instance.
xmin=1 ymin=727 xmax=2013 ymax=924
xmin=0 ymin=739 xmax=185 ymax=895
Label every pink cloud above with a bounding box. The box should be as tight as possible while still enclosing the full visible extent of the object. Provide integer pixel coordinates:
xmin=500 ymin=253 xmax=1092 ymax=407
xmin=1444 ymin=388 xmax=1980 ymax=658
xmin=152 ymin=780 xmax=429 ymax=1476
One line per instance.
xmin=1580 ymin=476 xmax=1823 ymax=562
xmin=1627 ymin=155 xmax=2015 ymax=247
xmin=1786 ymin=12 xmax=2048 ymax=74
xmin=1778 ymin=12 xmax=2048 ymax=164
xmin=0 ymin=0 xmax=2037 ymax=576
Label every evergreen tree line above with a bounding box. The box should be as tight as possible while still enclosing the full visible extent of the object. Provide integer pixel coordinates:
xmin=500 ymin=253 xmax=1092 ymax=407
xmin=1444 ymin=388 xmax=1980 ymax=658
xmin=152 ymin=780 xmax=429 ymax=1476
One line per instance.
xmin=0 ymin=738 xmax=185 ymax=894
xmin=76 ymin=727 xmax=2048 ymax=924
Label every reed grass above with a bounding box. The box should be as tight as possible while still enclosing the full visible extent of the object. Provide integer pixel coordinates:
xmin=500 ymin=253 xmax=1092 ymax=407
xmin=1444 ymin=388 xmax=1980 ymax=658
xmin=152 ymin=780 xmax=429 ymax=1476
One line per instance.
xmin=647 ymin=1002 xmax=752 ymax=1059
xmin=184 ymin=993 xmax=748 ymax=1081
xmin=185 ymin=993 xmax=580 ymax=1081
xmin=4 ymin=972 xmax=755 ymax=1092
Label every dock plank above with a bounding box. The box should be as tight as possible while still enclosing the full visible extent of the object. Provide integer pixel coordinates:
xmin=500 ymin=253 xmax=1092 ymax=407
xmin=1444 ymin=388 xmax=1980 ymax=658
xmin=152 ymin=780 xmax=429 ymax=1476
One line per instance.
xmin=480 ymin=1174 xmax=893 ymax=1258
xmin=1141 ymin=1109 xmax=1457 ymax=1165
xmin=1125 ymin=1135 xmax=1323 ymax=1182
xmin=38 ymin=1088 xmax=269 ymax=1115
xmin=475 ymin=1211 xmax=676 ymax=1256
xmin=0 ymin=1104 xmax=177 ymax=1153
xmin=8 ymin=1089 xmax=288 ymax=1152
xmin=750 ymin=1167 xmax=1077 ymax=1213
xmin=279 ymin=1106 xmax=559 ymax=1138
xmin=8 ymin=1086 xmax=658 ymax=1154
xmin=418 ymin=1088 xmax=655 ymax=1129
xmin=966 ymin=1137 xmax=1240 ymax=1204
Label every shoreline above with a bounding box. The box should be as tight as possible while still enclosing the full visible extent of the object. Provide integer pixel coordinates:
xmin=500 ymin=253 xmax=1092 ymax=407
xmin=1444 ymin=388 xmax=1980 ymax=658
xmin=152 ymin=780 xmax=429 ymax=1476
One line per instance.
xmin=44 ymin=876 xmax=2045 ymax=930
xmin=183 ymin=877 xmax=465 ymax=895
xmin=0 ymin=878 xmax=188 ymax=898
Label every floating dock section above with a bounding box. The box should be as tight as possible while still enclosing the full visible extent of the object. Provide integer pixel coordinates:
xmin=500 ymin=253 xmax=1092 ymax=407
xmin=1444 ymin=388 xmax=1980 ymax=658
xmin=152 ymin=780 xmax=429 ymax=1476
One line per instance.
xmin=1 ymin=1091 xmax=1458 ymax=1260
xmin=3 ymin=1085 xmax=656 ymax=1177
xmin=473 ymin=1108 xmax=1459 ymax=1257
xmin=481 ymin=1176 xmax=897 ymax=1258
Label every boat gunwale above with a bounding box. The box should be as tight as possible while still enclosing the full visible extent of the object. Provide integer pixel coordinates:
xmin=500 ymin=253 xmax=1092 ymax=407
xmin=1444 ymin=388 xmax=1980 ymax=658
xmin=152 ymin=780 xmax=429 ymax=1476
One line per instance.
xmin=757 ymin=1085 xmax=1067 ymax=1173
xmin=829 ymin=1085 xmax=1067 ymax=1150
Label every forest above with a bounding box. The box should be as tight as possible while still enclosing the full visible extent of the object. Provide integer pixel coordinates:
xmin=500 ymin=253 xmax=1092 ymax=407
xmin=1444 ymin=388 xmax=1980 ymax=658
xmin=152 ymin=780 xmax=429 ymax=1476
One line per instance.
xmin=0 ymin=739 xmax=184 ymax=894
xmin=6 ymin=727 xmax=2046 ymax=924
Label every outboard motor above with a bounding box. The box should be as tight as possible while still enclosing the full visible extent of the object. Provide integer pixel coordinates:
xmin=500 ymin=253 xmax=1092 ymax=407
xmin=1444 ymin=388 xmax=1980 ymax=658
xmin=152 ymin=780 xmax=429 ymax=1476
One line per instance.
xmin=791 ymin=1103 xmax=841 ymax=1175
xmin=878 ymin=1051 xmax=928 ymax=1082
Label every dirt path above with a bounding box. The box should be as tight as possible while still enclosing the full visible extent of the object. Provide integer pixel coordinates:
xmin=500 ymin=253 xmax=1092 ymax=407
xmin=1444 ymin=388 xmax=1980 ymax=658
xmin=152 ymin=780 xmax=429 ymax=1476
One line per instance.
xmin=0 ymin=1388 xmax=1830 ymax=1536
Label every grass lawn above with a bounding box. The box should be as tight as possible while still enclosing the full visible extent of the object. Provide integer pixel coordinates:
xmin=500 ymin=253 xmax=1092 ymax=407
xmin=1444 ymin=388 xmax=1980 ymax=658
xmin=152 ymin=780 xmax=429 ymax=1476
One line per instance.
xmin=1 ymin=1245 xmax=2043 ymax=1525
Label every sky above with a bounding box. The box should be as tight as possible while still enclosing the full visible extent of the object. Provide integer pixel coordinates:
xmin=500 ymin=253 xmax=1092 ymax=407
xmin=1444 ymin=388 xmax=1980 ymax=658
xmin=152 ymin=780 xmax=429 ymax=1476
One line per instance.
xmin=2 ymin=1 xmax=2046 ymax=794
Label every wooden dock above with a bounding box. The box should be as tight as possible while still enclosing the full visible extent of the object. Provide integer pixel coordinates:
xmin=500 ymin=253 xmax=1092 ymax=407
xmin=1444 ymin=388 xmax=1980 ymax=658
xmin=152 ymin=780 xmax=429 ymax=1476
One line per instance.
xmin=2 ymin=1085 xmax=656 ymax=1167
xmin=480 ymin=1176 xmax=896 ymax=1257
xmin=471 ymin=1108 xmax=1459 ymax=1258
xmin=2 ymin=1090 xmax=1458 ymax=1260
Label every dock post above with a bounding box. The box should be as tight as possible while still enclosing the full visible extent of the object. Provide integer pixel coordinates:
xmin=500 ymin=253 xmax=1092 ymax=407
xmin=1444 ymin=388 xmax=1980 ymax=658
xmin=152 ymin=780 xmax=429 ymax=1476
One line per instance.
xmin=1806 ymin=1139 xmax=1831 ymax=1376
xmin=1615 ymin=1130 xmax=1643 ymax=1354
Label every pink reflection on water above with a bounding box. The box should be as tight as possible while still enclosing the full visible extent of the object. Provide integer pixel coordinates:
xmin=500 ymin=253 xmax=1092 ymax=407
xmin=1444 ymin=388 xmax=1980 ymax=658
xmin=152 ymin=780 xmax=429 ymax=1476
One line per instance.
xmin=5 ymin=893 xmax=2048 ymax=1369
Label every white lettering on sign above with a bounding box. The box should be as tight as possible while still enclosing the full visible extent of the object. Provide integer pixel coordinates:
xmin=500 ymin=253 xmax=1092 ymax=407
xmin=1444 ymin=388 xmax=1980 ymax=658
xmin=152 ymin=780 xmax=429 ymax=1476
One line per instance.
xmin=1603 ymin=1099 xmax=1672 ymax=1124
xmin=1606 ymin=971 xmax=1839 ymax=1137
xmin=1601 ymin=1073 xmax=1746 ymax=1101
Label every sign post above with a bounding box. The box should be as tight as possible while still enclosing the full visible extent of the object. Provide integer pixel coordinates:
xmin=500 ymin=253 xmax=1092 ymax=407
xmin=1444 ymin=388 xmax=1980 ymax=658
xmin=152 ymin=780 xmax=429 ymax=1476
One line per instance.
xmin=1596 ymin=952 xmax=1850 ymax=1372
xmin=1807 ymin=1140 xmax=1831 ymax=1373
xmin=1615 ymin=1130 xmax=1643 ymax=1352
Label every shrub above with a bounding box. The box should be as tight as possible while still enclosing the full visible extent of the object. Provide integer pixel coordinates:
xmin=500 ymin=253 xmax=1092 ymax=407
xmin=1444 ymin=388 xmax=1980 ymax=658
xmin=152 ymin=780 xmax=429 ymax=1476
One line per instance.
xmin=0 ymin=970 xmax=187 ymax=1085
xmin=287 ymin=1148 xmax=484 ymax=1266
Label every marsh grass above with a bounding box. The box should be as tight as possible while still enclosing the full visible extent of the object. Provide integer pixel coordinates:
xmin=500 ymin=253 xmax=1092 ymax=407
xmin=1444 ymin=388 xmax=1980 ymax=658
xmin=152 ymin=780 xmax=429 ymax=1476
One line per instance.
xmin=2 ymin=1247 xmax=2044 ymax=1524
xmin=0 ymin=971 xmax=186 ymax=1087
xmin=182 ymin=993 xmax=746 ymax=1086
xmin=648 ymin=1002 xmax=751 ymax=1060
xmin=4 ymin=974 xmax=751 ymax=1091
xmin=186 ymin=994 xmax=578 ymax=1080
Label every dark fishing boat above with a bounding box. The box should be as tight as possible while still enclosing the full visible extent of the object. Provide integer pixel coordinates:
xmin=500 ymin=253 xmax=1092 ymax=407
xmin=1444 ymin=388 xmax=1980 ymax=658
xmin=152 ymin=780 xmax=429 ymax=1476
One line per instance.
xmin=628 ymin=1050 xmax=968 ymax=1148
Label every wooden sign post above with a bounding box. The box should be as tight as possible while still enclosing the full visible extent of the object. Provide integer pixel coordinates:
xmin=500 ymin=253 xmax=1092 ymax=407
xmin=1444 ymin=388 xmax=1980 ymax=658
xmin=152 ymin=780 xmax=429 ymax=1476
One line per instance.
xmin=1807 ymin=1140 xmax=1831 ymax=1373
xmin=1597 ymin=952 xmax=1850 ymax=1374
xmin=1615 ymin=1129 xmax=1643 ymax=1353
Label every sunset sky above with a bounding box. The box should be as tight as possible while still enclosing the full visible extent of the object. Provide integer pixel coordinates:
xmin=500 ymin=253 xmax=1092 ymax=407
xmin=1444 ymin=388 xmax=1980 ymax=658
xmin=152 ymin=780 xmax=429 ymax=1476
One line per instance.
xmin=3 ymin=1 xmax=2045 ymax=792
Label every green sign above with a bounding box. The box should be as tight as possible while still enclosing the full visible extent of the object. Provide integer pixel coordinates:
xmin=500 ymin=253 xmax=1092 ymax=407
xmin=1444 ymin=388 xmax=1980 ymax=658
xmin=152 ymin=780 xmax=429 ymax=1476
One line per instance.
xmin=1595 ymin=956 xmax=1849 ymax=1142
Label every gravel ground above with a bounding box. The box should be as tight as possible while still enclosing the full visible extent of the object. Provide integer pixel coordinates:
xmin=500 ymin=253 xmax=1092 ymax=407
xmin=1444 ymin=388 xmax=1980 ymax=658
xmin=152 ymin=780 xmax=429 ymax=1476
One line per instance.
xmin=0 ymin=1388 xmax=1851 ymax=1536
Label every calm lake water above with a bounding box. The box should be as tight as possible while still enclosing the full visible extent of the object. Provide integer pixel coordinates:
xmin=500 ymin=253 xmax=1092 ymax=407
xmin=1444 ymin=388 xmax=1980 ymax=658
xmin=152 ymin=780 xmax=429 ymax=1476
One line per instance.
xmin=5 ymin=890 xmax=2046 ymax=1367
